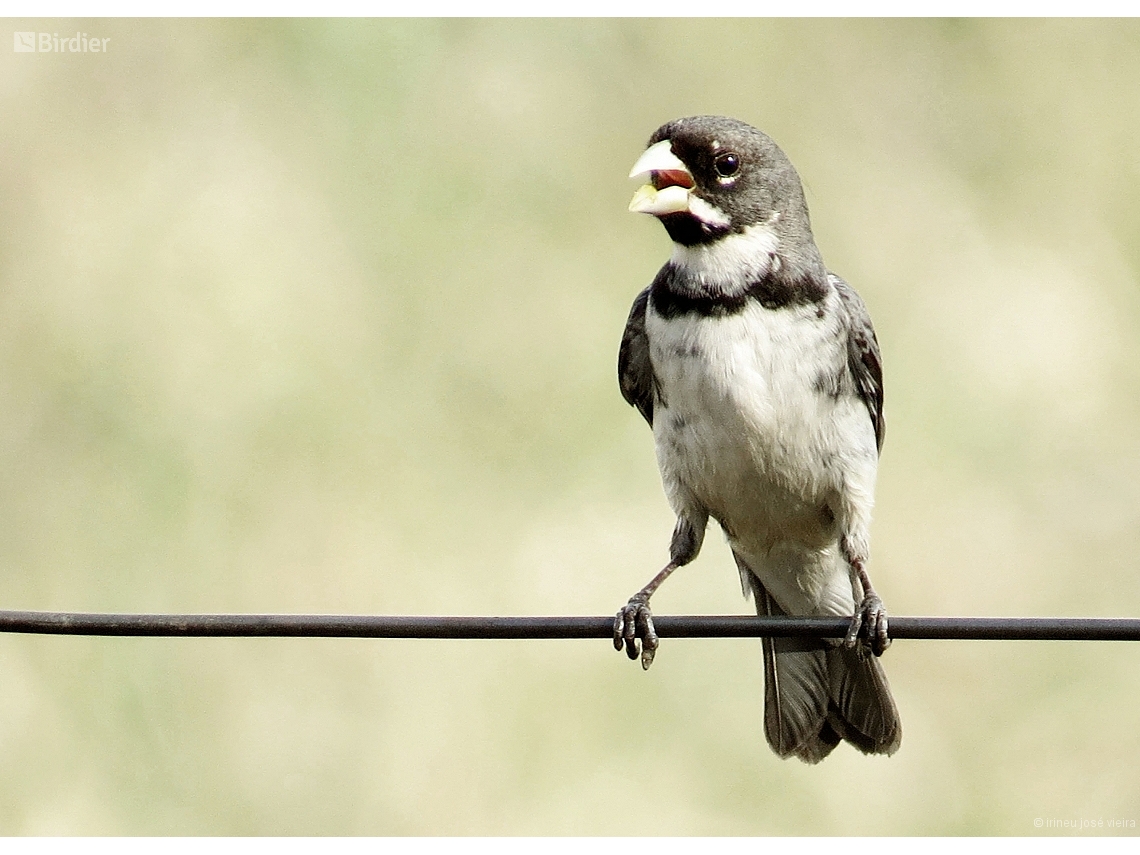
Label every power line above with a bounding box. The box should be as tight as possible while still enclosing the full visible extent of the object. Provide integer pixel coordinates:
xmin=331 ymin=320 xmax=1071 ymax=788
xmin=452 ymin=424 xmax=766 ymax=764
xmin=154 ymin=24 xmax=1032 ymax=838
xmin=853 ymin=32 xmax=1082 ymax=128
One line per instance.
xmin=1 ymin=610 xmax=1139 ymax=641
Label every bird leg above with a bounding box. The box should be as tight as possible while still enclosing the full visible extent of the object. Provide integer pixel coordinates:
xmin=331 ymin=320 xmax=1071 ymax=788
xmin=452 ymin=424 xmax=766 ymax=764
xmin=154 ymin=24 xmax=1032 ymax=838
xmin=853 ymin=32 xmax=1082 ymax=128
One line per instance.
xmin=613 ymin=560 xmax=678 ymax=670
xmin=842 ymin=539 xmax=891 ymax=656
xmin=614 ymin=515 xmax=704 ymax=670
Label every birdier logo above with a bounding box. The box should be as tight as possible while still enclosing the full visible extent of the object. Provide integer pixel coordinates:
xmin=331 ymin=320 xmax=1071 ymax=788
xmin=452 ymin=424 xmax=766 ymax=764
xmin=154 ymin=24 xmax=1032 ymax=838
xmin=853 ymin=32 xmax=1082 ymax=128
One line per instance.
xmin=13 ymin=31 xmax=110 ymax=53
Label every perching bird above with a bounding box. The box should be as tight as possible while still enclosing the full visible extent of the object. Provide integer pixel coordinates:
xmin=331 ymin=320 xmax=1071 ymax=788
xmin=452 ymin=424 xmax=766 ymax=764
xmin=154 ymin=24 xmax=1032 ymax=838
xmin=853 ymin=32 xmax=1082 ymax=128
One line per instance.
xmin=613 ymin=116 xmax=901 ymax=762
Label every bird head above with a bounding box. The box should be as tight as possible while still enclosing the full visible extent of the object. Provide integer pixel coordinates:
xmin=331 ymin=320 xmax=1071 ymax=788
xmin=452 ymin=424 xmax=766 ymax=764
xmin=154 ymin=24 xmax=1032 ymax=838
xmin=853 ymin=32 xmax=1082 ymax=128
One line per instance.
xmin=628 ymin=116 xmax=814 ymax=251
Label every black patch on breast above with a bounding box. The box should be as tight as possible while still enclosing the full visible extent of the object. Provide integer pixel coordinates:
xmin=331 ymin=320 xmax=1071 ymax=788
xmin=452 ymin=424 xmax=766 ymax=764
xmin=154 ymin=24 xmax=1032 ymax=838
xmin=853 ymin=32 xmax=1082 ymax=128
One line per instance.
xmin=671 ymin=342 xmax=704 ymax=359
xmin=813 ymin=368 xmax=844 ymax=400
xmin=649 ymin=262 xmax=828 ymax=320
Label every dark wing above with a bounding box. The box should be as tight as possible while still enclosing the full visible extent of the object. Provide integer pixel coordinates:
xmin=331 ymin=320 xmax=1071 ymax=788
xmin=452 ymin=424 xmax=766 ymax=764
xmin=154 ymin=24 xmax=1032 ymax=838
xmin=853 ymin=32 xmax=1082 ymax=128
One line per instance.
xmin=618 ymin=286 xmax=655 ymax=427
xmin=830 ymin=274 xmax=885 ymax=454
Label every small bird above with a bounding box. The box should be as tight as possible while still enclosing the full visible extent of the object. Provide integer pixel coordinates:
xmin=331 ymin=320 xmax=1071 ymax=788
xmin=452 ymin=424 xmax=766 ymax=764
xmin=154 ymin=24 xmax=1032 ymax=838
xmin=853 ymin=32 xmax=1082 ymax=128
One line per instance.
xmin=614 ymin=116 xmax=901 ymax=762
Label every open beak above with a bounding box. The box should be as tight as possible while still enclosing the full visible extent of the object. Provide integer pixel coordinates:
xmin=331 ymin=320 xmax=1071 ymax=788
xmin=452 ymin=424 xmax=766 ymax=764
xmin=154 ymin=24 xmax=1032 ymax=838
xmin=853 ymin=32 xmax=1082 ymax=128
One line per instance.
xmin=628 ymin=139 xmax=694 ymax=216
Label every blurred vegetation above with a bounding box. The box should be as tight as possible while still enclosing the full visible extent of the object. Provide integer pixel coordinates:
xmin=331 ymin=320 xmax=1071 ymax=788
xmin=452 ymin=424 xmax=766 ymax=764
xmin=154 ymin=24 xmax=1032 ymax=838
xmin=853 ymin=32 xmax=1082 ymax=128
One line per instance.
xmin=1 ymin=18 xmax=1139 ymax=835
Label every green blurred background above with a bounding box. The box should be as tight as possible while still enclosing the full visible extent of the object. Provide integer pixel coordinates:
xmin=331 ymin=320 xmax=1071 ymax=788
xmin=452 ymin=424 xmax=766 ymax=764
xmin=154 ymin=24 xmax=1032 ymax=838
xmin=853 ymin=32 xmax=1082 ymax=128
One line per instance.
xmin=1 ymin=18 xmax=1139 ymax=835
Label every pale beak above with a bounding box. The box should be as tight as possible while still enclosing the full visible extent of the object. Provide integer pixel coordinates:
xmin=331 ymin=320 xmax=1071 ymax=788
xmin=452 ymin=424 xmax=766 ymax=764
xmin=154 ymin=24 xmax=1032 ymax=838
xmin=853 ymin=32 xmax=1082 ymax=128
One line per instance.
xmin=628 ymin=139 xmax=688 ymax=182
xmin=628 ymin=139 xmax=694 ymax=217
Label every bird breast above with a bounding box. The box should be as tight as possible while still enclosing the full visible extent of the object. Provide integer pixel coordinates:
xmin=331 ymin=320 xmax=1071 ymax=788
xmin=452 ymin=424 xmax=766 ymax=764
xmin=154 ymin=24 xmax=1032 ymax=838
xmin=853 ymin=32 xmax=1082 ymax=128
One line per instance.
xmin=646 ymin=293 xmax=867 ymax=553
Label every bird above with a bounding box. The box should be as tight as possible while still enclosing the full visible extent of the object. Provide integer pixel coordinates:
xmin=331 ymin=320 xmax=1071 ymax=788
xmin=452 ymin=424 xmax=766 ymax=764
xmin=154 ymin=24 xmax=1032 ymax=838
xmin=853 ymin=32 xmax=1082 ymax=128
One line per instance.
xmin=613 ymin=115 xmax=901 ymax=763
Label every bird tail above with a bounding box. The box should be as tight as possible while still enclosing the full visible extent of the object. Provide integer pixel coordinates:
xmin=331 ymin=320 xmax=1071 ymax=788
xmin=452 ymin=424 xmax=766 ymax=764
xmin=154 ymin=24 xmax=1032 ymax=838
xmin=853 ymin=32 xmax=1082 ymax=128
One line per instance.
xmin=737 ymin=555 xmax=902 ymax=763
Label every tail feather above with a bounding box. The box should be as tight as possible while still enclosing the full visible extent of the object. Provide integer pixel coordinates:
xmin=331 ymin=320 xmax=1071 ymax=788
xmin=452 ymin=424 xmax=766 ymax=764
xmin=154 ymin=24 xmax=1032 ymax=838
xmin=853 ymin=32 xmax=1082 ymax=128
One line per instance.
xmin=739 ymin=553 xmax=901 ymax=763
xmin=826 ymin=644 xmax=902 ymax=756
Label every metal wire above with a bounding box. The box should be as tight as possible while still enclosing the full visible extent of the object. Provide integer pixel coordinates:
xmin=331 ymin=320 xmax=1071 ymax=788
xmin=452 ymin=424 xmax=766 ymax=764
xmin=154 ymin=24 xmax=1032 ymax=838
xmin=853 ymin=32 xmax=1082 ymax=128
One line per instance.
xmin=1 ymin=610 xmax=1139 ymax=641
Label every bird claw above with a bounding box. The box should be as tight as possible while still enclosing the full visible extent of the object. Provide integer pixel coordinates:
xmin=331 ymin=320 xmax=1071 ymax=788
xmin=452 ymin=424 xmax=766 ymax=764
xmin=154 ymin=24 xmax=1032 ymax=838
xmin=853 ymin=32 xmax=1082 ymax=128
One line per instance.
xmin=845 ymin=592 xmax=891 ymax=657
xmin=613 ymin=594 xmax=659 ymax=670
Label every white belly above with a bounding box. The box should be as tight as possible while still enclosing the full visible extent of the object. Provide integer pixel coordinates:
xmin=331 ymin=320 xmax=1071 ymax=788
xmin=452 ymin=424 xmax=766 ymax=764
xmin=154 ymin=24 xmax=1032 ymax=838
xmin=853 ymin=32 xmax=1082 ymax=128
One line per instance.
xmin=647 ymin=296 xmax=877 ymax=616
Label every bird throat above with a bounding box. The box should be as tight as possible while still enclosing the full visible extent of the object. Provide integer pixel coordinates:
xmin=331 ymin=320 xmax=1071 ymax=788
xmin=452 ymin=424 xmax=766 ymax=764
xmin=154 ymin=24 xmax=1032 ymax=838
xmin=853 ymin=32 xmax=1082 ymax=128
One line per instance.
xmin=658 ymin=211 xmax=732 ymax=246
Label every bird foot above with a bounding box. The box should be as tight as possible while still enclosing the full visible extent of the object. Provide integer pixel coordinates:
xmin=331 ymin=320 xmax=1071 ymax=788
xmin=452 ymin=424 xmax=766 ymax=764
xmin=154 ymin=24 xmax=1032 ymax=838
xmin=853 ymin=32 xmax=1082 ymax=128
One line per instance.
xmin=845 ymin=592 xmax=891 ymax=657
xmin=613 ymin=593 xmax=659 ymax=670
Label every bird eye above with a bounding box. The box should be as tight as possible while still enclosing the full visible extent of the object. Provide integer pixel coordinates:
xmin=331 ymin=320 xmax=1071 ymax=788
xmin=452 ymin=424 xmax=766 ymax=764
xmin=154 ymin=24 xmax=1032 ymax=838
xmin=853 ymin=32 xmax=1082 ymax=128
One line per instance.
xmin=714 ymin=152 xmax=740 ymax=177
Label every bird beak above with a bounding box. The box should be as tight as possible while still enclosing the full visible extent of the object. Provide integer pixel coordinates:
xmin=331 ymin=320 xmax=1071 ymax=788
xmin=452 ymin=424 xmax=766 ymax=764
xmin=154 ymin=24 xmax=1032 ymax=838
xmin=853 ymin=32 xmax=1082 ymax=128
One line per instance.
xmin=628 ymin=139 xmax=694 ymax=217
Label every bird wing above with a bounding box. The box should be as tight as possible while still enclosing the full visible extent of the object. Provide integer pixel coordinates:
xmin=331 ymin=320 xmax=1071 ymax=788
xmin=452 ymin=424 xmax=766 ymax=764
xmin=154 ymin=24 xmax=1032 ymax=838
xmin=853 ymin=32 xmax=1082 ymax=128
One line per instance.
xmin=618 ymin=286 xmax=655 ymax=427
xmin=830 ymin=274 xmax=885 ymax=454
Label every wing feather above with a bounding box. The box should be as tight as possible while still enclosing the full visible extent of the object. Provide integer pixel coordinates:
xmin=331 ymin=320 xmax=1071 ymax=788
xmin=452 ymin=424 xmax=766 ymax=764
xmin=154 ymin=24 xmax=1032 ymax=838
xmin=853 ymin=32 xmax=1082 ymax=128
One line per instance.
xmin=618 ymin=286 xmax=655 ymax=427
xmin=831 ymin=274 xmax=885 ymax=453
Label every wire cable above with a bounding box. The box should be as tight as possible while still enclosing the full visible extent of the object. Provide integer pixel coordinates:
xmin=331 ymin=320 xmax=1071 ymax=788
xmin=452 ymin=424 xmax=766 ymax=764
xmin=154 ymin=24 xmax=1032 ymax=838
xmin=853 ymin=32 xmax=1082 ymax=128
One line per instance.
xmin=2 ymin=611 xmax=1139 ymax=641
